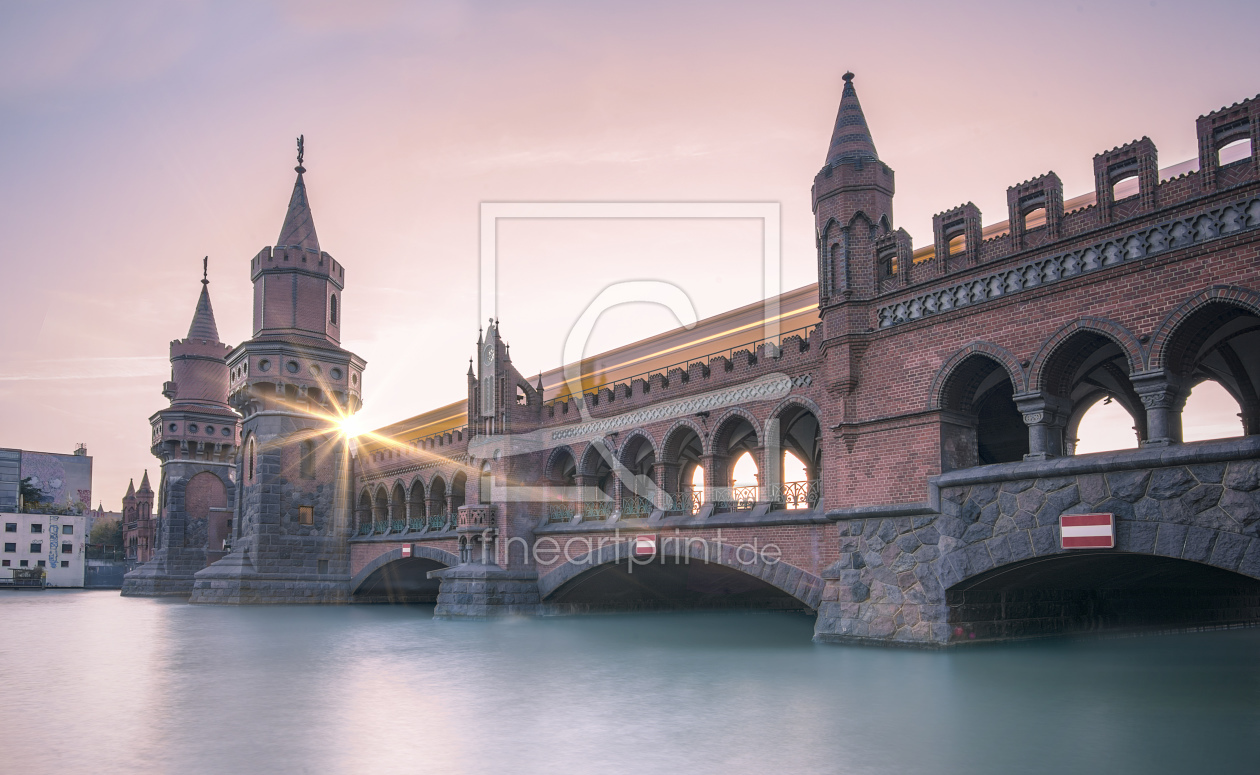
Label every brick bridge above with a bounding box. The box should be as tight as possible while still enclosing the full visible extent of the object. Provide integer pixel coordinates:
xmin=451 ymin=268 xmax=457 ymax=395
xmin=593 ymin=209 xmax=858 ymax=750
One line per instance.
xmin=347 ymin=80 xmax=1260 ymax=645
xmin=124 ymin=75 xmax=1260 ymax=646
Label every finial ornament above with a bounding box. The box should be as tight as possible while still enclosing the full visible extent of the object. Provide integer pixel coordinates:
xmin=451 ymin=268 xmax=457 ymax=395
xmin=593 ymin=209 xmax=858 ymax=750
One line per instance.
xmin=295 ymin=134 xmax=306 ymax=174
xmin=202 ymin=256 xmax=209 ymax=285
xmin=842 ymin=71 xmax=854 ymax=83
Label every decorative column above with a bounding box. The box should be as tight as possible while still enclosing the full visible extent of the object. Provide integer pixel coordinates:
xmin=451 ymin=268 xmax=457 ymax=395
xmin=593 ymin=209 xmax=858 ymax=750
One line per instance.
xmin=1014 ymin=393 xmax=1071 ymax=460
xmin=1132 ymin=372 xmax=1184 ymax=447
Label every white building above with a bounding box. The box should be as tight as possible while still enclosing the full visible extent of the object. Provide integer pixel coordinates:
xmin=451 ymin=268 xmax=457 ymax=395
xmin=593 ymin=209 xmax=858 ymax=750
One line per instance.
xmin=1 ymin=512 xmax=88 ymax=588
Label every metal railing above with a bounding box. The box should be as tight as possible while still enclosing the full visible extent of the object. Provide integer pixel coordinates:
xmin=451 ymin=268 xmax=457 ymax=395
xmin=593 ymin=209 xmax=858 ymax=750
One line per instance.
xmin=547 ymin=502 xmax=577 ymax=523
xmin=408 ymin=517 xmax=426 ymax=532
xmin=770 ymin=480 xmax=820 ymax=510
xmin=667 ymin=490 xmax=703 ymax=515
xmin=428 ymin=512 xmax=448 ymax=530
xmin=389 ymin=519 xmax=405 ymax=533
xmin=620 ymin=494 xmax=654 ymax=517
xmin=372 ymin=521 xmax=388 ymax=534
xmin=358 ymin=524 xmax=373 ymax=536
xmin=581 ymin=500 xmax=614 ymax=521
xmin=710 ymin=485 xmax=760 ymax=512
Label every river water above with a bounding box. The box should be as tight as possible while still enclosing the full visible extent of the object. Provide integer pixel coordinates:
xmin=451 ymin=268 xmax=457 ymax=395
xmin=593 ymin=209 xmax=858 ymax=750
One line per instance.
xmin=2 ymin=591 xmax=1258 ymax=775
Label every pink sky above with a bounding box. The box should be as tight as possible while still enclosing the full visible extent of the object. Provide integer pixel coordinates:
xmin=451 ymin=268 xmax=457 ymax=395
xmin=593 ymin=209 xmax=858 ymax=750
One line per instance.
xmin=1 ymin=0 xmax=1257 ymax=506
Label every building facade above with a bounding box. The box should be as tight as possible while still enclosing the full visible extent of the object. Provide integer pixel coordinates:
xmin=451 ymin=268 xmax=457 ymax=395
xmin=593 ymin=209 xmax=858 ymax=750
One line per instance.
xmin=2 ymin=512 xmax=88 ymax=587
xmin=121 ymin=472 xmax=156 ymax=563
xmin=126 ymin=77 xmax=1260 ymax=645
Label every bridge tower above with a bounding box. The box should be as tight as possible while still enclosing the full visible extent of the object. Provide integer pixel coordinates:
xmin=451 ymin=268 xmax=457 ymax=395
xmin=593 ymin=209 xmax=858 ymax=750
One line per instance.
xmin=122 ymin=265 xmax=241 ymax=596
xmin=189 ymin=145 xmax=366 ymax=604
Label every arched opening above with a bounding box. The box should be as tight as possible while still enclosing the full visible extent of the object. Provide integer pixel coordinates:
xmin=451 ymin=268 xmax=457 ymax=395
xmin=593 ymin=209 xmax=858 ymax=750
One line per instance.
xmin=580 ymin=445 xmax=615 ymax=521
xmin=774 ymin=405 xmax=821 ymax=510
xmin=711 ymin=415 xmax=758 ymax=511
xmin=1161 ymin=299 xmax=1260 ymax=439
xmin=428 ymin=477 xmax=448 ymax=529
xmin=355 ymin=490 xmax=372 ymax=535
xmin=1219 ymin=137 xmax=1252 ymax=167
xmin=1111 ymin=174 xmax=1140 ymax=202
xmin=940 ymin=354 xmax=1027 ymax=469
xmin=947 ymin=552 xmax=1260 ymax=643
xmin=1071 ymin=395 xmax=1140 ymax=455
xmin=389 ymin=483 xmax=406 ymax=530
xmin=372 ymin=488 xmax=388 ymax=532
xmin=408 ymin=480 xmax=426 ymax=531
xmin=547 ymin=557 xmax=810 ymax=614
xmin=186 ymin=472 xmax=227 ymax=565
xmin=1023 ymin=206 xmax=1047 ymax=231
xmin=450 ymin=471 xmax=467 ymax=513
xmin=619 ymin=434 xmax=657 ymax=517
xmin=1182 ymin=380 xmax=1244 ymax=442
xmin=353 ymin=557 xmax=449 ymax=604
xmin=546 ymin=449 xmax=578 ymax=523
xmin=329 ymin=293 xmax=338 ymax=325
xmin=947 ymin=233 xmax=965 ymax=256
xmin=662 ymin=424 xmax=704 ymax=514
xmin=1040 ymin=330 xmax=1144 ymax=456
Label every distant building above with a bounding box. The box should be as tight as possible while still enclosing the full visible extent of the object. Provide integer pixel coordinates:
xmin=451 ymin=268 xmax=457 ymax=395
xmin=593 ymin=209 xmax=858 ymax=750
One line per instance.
xmin=121 ymin=472 xmax=156 ymax=563
xmin=0 ymin=445 xmax=93 ymax=514
xmin=1 ymin=511 xmax=88 ymax=587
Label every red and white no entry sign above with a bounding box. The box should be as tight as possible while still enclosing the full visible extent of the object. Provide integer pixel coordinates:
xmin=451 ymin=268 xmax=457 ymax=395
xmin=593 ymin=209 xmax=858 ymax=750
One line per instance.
xmin=1059 ymin=513 xmax=1115 ymax=549
xmin=402 ymin=544 xmax=412 ymax=557
xmin=634 ymin=535 xmax=656 ymax=557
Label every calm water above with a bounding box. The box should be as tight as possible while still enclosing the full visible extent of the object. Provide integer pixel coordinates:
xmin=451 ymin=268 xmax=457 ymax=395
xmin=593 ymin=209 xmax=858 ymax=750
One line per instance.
xmin=2 ymin=591 xmax=1259 ymax=775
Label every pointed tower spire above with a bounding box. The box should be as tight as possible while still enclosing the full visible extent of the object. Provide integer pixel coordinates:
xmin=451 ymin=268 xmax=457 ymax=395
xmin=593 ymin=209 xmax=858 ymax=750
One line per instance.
xmin=139 ymin=470 xmax=152 ymax=493
xmin=125 ymin=479 xmax=136 ymax=498
xmin=276 ymin=134 xmax=320 ymax=251
xmin=826 ymin=72 xmax=879 ymax=165
xmin=187 ymin=257 xmax=221 ymax=341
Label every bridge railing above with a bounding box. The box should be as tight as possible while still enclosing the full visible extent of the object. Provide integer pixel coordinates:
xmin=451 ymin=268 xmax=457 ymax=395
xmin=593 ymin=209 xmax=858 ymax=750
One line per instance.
xmin=709 ymin=485 xmax=760 ymax=512
xmin=767 ymin=480 xmax=820 ymax=510
xmin=581 ymin=499 xmax=614 ymax=521
xmin=408 ymin=517 xmax=426 ymax=532
xmin=665 ymin=490 xmax=703 ymax=515
xmin=389 ymin=519 xmax=405 ymax=533
xmin=620 ymin=494 xmax=654 ymax=517
xmin=547 ymin=502 xmax=577 ymax=523
xmin=357 ymin=523 xmax=373 ymax=536
xmin=428 ymin=511 xmax=449 ymax=530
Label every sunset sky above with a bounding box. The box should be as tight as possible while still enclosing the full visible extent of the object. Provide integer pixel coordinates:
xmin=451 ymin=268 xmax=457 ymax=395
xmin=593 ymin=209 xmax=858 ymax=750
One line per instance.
xmin=2 ymin=0 xmax=1257 ymax=505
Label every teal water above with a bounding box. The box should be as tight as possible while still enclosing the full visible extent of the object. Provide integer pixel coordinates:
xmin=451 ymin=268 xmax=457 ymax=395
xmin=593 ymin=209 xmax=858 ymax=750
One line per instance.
xmin=1 ymin=590 xmax=1258 ymax=774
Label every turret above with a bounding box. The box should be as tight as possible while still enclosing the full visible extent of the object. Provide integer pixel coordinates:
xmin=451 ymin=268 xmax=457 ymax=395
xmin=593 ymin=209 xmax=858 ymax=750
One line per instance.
xmin=813 ymin=72 xmax=896 ymax=306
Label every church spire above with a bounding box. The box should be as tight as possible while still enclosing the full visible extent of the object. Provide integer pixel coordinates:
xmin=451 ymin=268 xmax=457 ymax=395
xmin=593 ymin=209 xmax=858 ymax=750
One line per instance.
xmin=138 ymin=470 xmax=152 ymax=493
xmin=187 ymin=257 xmax=221 ymax=342
xmin=125 ymin=479 xmax=136 ymax=498
xmin=826 ymin=72 xmax=879 ymax=165
xmin=276 ymin=135 xmax=320 ymax=252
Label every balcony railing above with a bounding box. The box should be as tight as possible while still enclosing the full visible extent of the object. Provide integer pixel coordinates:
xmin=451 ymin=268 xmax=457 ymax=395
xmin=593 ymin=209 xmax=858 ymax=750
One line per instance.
xmin=358 ymin=523 xmax=373 ymax=536
xmin=772 ymin=480 xmax=820 ymax=510
xmin=408 ymin=517 xmax=426 ymax=532
xmin=620 ymin=494 xmax=654 ymax=517
xmin=547 ymin=502 xmax=577 ymax=523
xmin=667 ymin=490 xmax=702 ymax=515
xmin=428 ymin=512 xmax=449 ymax=530
xmin=710 ymin=485 xmax=759 ymax=512
xmin=389 ymin=519 xmax=405 ymax=533
xmin=581 ymin=500 xmax=614 ymax=521
xmin=373 ymin=521 xmax=388 ymax=535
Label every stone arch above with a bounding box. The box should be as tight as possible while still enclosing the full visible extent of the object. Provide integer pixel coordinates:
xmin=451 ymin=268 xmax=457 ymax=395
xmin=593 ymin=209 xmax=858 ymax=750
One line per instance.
xmin=389 ymin=482 xmax=406 ymax=522
xmin=929 ymin=342 xmax=1026 ymax=410
xmin=372 ymin=485 xmax=389 ymax=523
xmin=933 ymin=344 xmax=1029 ymax=467
xmin=355 ymin=488 xmax=373 ymax=529
xmin=661 ymin=418 xmax=705 ymax=462
xmin=617 ymin=429 xmax=657 ymax=473
xmin=577 ymin=438 xmax=617 ymax=477
xmin=537 ymin=537 xmax=823 ymax=610
xmin=408 ymin=477 xmax=426 ymax=522
xmin=767 ymin=396 xmax=824 ymax=509
xmin=1029 ymin=317 xmax=1145 ymax=393
xmin=428 ymin=474 xmax=448 ymax=517
xmin=545 ymin=445 xmax=578 ymax=481
xmin=348 ymin=544 xmax=459 ymax=601
xmin=450 ymin=470 xmax=468 ymax=511
xmin=710 ymin=407 xmax=762 ymax=454
xmin=1149 ymin=285 xmax=1260 ymax=372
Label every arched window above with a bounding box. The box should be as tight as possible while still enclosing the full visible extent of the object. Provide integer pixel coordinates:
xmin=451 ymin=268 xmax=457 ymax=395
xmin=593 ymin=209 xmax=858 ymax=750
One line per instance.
xmin=1182 ymin=381 xmax=1244 ymax=442
xmin=299 ymin=440 xmax=315 ymax=479
xmin=329 ymin=293 xmax=338 ymax=325
xmin=246 ymin=437 xmax=256 ymax=482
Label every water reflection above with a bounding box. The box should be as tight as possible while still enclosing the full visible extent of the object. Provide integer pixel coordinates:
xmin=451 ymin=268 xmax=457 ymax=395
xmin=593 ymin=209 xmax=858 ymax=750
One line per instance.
xmin=1 ymin=591 xmax=1257 ymax=774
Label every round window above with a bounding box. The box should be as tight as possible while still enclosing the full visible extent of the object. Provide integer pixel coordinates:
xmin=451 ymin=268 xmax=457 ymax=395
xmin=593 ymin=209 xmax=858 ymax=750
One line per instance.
xmin=287 ymin=361 xmax=300 ymax=374
xmin=205 ymin=426 xmax=215 ymax=435
xmin=221 ymin=427 xmax=231 ymax=437
xmin=330 ymin=367 xmax=342 ymax=380
xmin=169 ymin=423 xmax=177 ymax=432
xmin=188 ymin=423 xmax=199 ymax=433
xmin=258 ymin=359 xmax=271 ymax=372
xmin=351 ymin=373 xmax=358 ymax=385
